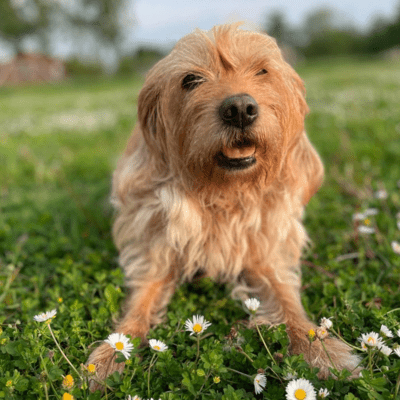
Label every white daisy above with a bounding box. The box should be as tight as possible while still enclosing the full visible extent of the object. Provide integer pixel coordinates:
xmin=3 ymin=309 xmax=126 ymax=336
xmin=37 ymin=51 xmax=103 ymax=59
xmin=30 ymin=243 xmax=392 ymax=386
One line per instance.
xmin=245 ymin=298 xmax=260 ymax=313
xmin=286 ymin=378 xmax=316 ymax=400
xmin=320 ymin=317 xmax=333 ymax=330
xmin=126 ymin=396 xmax=141 ymax=400
xmin=284 ymin=372 xmax=298 ymax=380
xmin=316 ymin=327 xmax=329 ymax=340
xmin=380 ymin=325 xmax=394 ymax=338
xmin=33 ymin=309 xmax=57 ymax=322
xmin=394 ymin=347 xmax=400 ymax=357
xmin=184 ymin=315 xmax=211 ymax=336
xmin=254 ymin=373 xmax=266 ymax=394
xmin=357 ymin=226 xmax=375 ymax=234
xmin=375 ymin=190 xmax=388 ymax=200
xmin=392 ymin=241 xmax=400 ymax=255
xmin=149 ymin=339 xmax=168 ymax=352
xmin=364 ymin=208 xmax=379 ymax=216
xmin=318 ymin=388 xmax=330 ymax=398
xmin=358 ymin=332 xmax=382 ymax=350
xmin=104 ymin=333 xmax=134 ymax=359
xmin=352 ymin=212 xmax=366 ymax=221
xmin=379 ymin=344 xmax=392 ymax=356
xmin=397 ymin=329 xmax=400 ymax=338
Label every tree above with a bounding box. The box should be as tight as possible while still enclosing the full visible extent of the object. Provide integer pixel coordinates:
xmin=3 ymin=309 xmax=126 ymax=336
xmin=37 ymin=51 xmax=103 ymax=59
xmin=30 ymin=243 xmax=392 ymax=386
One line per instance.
xmin=0 ymin=0 xmax=50 ymax=53
xmin=0 ymin=0 xmax=130 ymax=64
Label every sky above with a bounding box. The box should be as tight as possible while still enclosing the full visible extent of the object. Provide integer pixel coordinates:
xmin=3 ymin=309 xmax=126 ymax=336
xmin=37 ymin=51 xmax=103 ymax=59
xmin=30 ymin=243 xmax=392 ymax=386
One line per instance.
xmin=131 ymin=0 xmax=399 ymax=49
xmin=0 ymin=0 xmax=398 ymax=61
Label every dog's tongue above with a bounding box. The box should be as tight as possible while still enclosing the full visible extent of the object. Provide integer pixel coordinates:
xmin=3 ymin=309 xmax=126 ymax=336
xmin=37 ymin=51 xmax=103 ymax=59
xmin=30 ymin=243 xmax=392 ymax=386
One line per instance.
xmin=222 ymin=145 xmax=256 ymax=159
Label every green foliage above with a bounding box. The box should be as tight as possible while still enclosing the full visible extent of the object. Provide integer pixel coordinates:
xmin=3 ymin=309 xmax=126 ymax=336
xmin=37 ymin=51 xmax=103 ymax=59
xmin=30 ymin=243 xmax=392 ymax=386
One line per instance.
xmin=1 ymin=58 xmax=400 ymax=399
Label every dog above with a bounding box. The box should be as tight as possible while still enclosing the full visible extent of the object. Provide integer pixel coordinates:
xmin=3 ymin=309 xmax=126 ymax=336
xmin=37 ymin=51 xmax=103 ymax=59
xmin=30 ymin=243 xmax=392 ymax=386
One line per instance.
xmin=87 ymin=23 xmax=359 ymax=389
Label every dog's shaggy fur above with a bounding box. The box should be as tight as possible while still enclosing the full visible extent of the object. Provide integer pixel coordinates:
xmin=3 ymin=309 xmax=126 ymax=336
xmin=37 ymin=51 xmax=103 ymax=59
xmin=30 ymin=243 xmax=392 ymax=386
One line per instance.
xmin=87 ymin=24 xmax=359 ymax=389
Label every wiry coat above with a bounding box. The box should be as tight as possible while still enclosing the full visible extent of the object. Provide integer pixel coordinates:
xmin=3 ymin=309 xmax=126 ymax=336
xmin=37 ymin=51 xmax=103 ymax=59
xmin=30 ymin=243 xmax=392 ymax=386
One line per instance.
xmin=87 ymin=24 xmax=359 ymax=389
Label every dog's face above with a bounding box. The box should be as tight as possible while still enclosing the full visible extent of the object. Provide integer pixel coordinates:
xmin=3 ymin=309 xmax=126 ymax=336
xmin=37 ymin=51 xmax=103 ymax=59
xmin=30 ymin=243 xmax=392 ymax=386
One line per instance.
xmin=138 ymin=24 xmax=309 ymax=191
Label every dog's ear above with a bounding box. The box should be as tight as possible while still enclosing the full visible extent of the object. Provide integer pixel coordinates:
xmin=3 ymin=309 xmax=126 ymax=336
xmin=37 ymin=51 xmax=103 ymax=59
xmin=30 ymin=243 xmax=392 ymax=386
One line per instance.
xmin=137 ymin=77 xmax=168 ymax=163
xmin=284 ymin=132 xmax=324 ymax=205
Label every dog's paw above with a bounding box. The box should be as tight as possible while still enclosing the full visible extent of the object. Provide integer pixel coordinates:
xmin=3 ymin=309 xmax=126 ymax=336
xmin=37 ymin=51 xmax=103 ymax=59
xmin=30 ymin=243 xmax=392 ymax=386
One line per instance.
xmin=86 ymin=342 xmax=125 ymax=392
xmin=291 ymin=334 xmax=361 ymax=379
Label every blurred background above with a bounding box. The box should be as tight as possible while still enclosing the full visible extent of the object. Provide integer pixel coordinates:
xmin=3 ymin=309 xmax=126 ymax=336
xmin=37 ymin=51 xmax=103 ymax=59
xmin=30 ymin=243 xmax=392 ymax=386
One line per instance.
xmin=0 ymin=0 xmax=399 ymax=83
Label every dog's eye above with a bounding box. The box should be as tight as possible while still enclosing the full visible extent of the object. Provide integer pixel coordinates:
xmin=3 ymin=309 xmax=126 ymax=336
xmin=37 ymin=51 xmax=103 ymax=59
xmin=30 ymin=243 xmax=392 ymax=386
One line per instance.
xmin=256 ymin=69 xmax=268 ymax=76
xmin=182 ymin=74 xmax=205 ymax=90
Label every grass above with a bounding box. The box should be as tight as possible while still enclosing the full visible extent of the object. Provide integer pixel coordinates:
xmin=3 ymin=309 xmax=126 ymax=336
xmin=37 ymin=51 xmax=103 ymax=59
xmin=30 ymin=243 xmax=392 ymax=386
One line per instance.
xmin=0 ymin=57 xmax=400 ymax=400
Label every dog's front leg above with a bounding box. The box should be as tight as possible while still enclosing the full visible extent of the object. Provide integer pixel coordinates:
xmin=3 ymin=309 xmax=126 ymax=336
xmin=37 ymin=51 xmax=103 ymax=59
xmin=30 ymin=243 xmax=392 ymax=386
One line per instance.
xmin=87 ymin=272 xmax=176 ymax=391
xmin=243 ymin=267 xmax=360 ymax=378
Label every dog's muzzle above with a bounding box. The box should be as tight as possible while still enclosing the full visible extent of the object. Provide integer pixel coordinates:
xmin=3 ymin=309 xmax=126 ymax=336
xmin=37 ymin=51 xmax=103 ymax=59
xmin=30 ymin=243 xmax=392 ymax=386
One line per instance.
xmin=217 ymin=93 xmax=258 ymax=170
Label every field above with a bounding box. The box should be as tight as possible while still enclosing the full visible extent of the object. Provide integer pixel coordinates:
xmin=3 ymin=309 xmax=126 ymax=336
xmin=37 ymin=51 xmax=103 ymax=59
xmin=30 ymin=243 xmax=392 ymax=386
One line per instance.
xmin=1 ymin=57 xmax=400 ymax=399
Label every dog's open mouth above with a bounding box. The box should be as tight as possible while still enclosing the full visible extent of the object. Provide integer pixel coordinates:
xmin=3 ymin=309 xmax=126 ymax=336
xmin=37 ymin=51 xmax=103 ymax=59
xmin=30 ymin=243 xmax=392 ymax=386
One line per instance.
xmin=216 ymin=139 xmax=257 ymax=170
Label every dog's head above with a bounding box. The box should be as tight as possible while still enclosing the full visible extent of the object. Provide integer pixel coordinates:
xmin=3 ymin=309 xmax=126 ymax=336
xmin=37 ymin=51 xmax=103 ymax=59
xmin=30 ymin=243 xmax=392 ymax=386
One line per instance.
xmin=137 ymin=24 xmax=319 ymax=195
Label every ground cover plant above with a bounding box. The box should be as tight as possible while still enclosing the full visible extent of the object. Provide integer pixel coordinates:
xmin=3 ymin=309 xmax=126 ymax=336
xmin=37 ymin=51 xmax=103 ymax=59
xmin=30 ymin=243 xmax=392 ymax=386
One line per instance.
xmin=1 ymin=57 xmax=400 ymax=399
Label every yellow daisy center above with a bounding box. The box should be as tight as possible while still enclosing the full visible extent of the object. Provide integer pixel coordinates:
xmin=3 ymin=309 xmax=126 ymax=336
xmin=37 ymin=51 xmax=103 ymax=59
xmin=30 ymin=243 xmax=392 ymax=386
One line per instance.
xmin=193 ymin=323 xmax=202 ymax=333
xmin=87 ymin=364 xmax=96 ymax=373
xmin=367 ymin=337 xmax=374 ymax=345
xmin=154 ymin=345 xmax=161 ymax=350
xmin=294 ymin=388 xmax=307 ymax=399
xmin=115 ymin=341 xmax=124 ymax=351
xmin=63 ymin=375 xmax=74 ymax=388
xmin=364 ymin=218 xmax=370 ymax=225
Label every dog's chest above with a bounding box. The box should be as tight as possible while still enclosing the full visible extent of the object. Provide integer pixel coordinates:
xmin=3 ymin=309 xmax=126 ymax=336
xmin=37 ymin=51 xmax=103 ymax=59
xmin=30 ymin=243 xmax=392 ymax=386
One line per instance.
xmin=175 ymin=195 xmax=267 ymax=280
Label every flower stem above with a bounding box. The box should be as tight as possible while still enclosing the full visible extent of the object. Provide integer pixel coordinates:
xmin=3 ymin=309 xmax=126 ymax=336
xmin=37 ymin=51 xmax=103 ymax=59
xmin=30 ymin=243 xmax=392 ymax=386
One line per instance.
xmin=320 ymin=339 xmax=337 ymax=370
xmin=330 ymin=328 xmax=361 ymax=351
xmin=147 ymin=353 xmax=157 ymax=397
xmin=255 ymin=323 xmax=278 ymax=366
xmin=194 ymin=334 xmax=200 ymax=364
xmin=394 ymin=371 xmax=400 ymax=399
xmin=47 ymin=323 xmax=82 ymax=378
xmin=236 ymin=346 xmax=254 ymax=363
xmin=368 ymin=348 xmax=373 ymax=374
xmin=226 ymin=367 xmax=253 ymax=379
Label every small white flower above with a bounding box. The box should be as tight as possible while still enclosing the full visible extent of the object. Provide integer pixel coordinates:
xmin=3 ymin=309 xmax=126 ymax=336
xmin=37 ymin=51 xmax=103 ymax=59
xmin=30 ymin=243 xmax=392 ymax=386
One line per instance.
xmin=364 ymin=208 xmax=379 ymax=216
xmin=316 ymin=327 xmax=329 ymax=339
xmin=396 ymin=211 xmax=400 ymax=219
xmin=149 ymin=339 xmax=168 ymax=352
xmin=375 ymin=189 xmax=388 ymax=199
xmin=392 ymin=241 xmax=400 ymax=254
xmin=358 ymin=332 xmax=382 ymax=350
xmin=244 ymin=298 xmax=260 ymax=312
xmin=318 ymin=388 xmax=330 ymax=398
xmin=284 ymin=372 xmax=298 ymax=380
xmin=397 ymin=221 xmax=400 ymax=230
xmin=254 ymin=373 xmax=266 ymax=394
xmin=380 ymin=325 xmax=394 ymax=338
xmin=286 ymin=378 xmax=316 ymax=400
xmin=352 ymin=212 xmax=366 ymax=221
xmin=104 ymin=333 xmax=134 ymax=359
xmin=357 ymin=226 xmax=375 ymax=234
xmin=394 ymin=347 xmax=400 ymax=357
xmin=320 ymin=317 xmax=333 ymax=330
xmin=127 ymin=396 xmax=141 ymax=400
xmin=379 ymin=344 xmax=392 ymax=356
xmin=397 ymin=329 xmax=400 ymax=338
xmin=33 ymin=309 xmax=57 ymax=322
xmin=184 ymin=315 xmax=211 ymax=336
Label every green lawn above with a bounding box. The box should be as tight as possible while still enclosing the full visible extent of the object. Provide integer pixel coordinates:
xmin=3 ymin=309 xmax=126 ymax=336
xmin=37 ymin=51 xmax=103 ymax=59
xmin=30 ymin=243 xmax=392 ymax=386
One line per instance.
xmin=0 ymin=58 xmax=400 ymax=400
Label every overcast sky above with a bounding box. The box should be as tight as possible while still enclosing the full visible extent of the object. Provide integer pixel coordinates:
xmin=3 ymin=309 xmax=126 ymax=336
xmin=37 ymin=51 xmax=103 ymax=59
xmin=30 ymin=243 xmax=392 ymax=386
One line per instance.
xmin=131 ymin=0 xmax=399 ymax=48
xmin=0 ymin=0 xmax=398 ymax=61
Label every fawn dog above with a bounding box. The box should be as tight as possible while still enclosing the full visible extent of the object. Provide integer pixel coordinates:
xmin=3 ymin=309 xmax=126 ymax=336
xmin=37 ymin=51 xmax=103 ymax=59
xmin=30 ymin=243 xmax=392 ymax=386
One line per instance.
xmin=87 ymin=24 xmax=359 ymax=390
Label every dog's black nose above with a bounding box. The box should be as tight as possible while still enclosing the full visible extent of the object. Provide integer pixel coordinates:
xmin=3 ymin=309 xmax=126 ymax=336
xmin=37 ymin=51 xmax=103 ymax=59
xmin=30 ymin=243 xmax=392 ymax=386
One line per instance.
xmin=219 ymin=94 xmax=258 ymax=129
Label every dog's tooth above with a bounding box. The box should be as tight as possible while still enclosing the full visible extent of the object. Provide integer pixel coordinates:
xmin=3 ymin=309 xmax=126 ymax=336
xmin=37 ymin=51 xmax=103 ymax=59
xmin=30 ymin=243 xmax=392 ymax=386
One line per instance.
xmin=222 ymin=145 xmax=255 ymax=159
